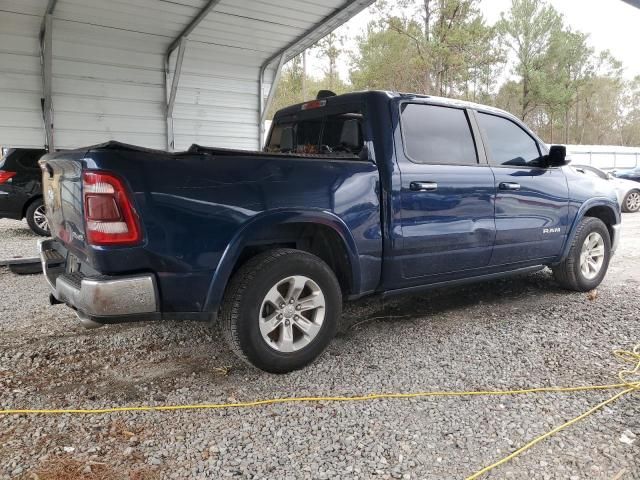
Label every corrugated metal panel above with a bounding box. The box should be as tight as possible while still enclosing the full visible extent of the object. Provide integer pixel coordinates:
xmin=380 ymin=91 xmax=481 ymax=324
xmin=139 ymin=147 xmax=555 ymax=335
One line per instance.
xmin=0 ymin=0 xmax=374 ymax=151
xmin=170 ymin=41 xmax=261 ymax=150
xmin=0 ymin=9 xmax=46 ymax=148
xmin=50 ymin=17 xmax=167 ymax=149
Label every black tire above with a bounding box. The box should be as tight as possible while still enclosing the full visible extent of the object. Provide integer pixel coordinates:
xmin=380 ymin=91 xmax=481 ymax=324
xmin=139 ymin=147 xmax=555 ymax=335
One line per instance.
xmin=622 ymin=190 xmax=640 ymax=213
xmin=221 ymin=249 xmax=342 ymax=374
xmin=25 ymin=198 xmax=50 ymax=236
xmin=552 ymin=217 xmax=611 ymax=291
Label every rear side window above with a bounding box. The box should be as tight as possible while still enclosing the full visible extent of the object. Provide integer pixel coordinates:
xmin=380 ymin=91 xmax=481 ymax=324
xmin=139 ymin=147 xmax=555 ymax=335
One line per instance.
xmin=477 ymin=112 xmax=542 ymax=167
xmin=400 ymin=103 xmax=477 ymax=165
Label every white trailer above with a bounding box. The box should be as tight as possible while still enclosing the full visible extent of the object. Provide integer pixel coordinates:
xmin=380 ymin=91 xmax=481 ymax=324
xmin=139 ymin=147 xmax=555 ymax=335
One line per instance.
xmin=565 ymin=145 xmax=640 ymax=171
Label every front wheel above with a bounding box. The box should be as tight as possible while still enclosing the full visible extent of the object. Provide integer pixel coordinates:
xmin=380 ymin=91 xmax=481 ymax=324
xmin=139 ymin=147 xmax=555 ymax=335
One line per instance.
xmin=221 ymin=249 xmax=342 ymax=373
xmin=26 ymin=198 xmax=50 ymax=236
xmin=622 ymin=190 xmax=640 ymax=213
xmin=552 ymin=217 xmax=611 ymax=291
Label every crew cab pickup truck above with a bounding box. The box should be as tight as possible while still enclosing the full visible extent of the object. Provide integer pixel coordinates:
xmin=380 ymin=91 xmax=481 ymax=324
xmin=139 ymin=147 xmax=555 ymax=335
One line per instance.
xmin=39 ymin=91 xmax=621 ymax=373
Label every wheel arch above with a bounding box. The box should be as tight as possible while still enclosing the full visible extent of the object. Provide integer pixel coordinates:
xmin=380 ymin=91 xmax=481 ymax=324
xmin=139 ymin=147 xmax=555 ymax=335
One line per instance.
xmin=21 ymin=194 xmax=43 ymax=219
xmin=559 ymin=198 xmax=620 ymax=262
xmin=203 ymin=210 xmax=361 ymax=316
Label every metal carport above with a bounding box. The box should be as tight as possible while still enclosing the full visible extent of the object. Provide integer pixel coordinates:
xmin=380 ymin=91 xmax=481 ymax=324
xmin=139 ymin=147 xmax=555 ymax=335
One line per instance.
xmin=0 ymin=0 xmax=374 ymax=151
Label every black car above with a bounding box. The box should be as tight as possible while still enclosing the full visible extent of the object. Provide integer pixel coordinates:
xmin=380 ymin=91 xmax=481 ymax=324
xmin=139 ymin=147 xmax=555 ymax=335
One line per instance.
xmin=614 ymin=166 xmax=640 ymax=183
xmin=0 ymin=148 xmax=49 ymax=236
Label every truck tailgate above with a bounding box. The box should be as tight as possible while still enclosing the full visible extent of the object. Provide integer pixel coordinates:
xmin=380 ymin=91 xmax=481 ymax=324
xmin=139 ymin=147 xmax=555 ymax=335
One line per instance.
xmin=41 ymin=154 xmax=86 ymax=250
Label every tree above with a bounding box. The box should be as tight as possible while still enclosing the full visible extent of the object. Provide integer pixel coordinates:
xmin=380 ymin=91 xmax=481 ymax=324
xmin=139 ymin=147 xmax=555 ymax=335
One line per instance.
xmin=267 ymin=34 xmax=350 ymax=119
xmin=497 ymin=0 xmax=562 ymax=120
xmin=269 ymin=0 xmax=639 ymax=147
xmin=539 ymin=28 xmax=593 ymax=143
xmin=621 ymin=76 xmax=640 ymax=146
xmin=351 ymin=0 xmax=502 ymax=98
xmin=350 ymin=19 xmax=428 ymax=92
xmin=316 ymin=32 xmax=345 ymax=90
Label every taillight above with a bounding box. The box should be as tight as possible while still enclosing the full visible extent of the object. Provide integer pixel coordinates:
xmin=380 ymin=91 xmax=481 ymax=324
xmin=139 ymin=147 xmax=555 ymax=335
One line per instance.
xmin=0 ymin=171 xmax=16 ymax=184
xmin=82 ymin=171 xmax=141 ymax=246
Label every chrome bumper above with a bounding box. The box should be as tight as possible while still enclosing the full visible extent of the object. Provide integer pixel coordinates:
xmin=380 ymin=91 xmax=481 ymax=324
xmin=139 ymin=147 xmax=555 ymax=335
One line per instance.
xmin=39 ymin=239 xmax=159 ymax=326
xmin=611 ymin=223 xmax=622 ymax=254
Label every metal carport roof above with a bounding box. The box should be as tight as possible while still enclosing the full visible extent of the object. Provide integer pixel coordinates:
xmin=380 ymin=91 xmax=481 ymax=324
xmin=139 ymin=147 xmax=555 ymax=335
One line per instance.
xmin=0 ymin=0 xmax=374 ymax=151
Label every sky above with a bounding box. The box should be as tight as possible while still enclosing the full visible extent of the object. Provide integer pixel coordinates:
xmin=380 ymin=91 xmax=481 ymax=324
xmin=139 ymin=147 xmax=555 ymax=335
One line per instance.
xmin=307 ymin=0 xmax=640 ymax=83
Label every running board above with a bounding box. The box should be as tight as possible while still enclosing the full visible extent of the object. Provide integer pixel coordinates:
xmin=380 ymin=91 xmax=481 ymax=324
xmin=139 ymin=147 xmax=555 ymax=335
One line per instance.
xmin=381 ymin=265 xmax=545 ymax=299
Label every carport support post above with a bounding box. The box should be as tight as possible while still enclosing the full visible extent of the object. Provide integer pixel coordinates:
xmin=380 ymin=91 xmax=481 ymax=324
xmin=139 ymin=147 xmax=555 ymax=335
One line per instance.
xmin=165 ymin=38 xmax=187 ymax=151
xmin=164 ymin=0 xmax=222 ymax=151
xmin=41 ymin=14 xmax=54 ymax=151
xmin=258 ymin=54 xmax=285 ymax=148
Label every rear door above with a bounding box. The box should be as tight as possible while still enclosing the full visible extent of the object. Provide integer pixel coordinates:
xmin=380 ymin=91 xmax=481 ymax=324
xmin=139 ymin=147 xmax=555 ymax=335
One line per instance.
xmin=474 ymin=111 xmax=569 ymax=265
xmin=392 ymin=102 xmax=496 ymax=285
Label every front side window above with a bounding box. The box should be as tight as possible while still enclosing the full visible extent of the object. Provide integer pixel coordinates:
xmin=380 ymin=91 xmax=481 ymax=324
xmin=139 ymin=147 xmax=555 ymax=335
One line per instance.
xmin=400 ymin=103 xmax=477 ymax=165
xmin=477 ymin=112 xmax=542 ymax=167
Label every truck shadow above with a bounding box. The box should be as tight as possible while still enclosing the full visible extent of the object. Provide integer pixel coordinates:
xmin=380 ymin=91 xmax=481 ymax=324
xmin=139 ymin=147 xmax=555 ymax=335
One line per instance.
xmin=338 ymin=268 xmax=567 ymax=337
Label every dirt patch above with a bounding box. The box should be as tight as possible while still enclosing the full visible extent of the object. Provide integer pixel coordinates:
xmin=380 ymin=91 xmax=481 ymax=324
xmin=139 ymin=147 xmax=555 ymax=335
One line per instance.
xmin=25 ymin=455 xmax=159 ymax=480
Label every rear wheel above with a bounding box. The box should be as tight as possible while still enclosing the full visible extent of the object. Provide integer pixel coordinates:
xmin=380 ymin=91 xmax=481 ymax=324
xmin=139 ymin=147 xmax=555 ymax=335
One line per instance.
xmin=26 ymin=198 xmax=50 ymax=236
xmin=622 ymin=190 xmax=640 ymax=213
xmin=221 ymin=249 xmax=342 ymax=373
xmin=552 ymin=217 xmax=611 ymax=291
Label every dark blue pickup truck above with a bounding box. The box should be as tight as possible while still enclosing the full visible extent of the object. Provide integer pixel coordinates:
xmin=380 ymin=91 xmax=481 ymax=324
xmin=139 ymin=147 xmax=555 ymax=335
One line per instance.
xmin=39 ymin=91 xmax=621 ymax=373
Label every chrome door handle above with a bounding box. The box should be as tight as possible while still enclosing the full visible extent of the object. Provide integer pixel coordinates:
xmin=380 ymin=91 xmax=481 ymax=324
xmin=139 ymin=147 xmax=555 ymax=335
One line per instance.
xmin=410 ymin=181 xmax=438 ymax=192
xmin=499 ymin=182 xmax=521 ymax=191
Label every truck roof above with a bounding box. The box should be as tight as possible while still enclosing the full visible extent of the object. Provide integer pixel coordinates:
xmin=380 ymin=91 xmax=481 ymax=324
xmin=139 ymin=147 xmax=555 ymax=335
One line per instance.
xmin=273 ymin=90 xmax=518 ymax=122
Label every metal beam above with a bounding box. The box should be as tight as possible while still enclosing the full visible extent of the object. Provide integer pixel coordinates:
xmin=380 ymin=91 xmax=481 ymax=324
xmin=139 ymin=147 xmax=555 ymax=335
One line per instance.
xmin=167 ymin=38 xmax=187 ymax=118
xmin=261 ymin=0 xmax=374 ymax=69
xmin=39 ymin=0 xmax=58 ymax=40
xmin=258 ymin=55 xmax=285 ymax=148
xmin=165 ymin=38 xmax=187 ymax=150
xmin=164 ymin=0 xmax=221 ymax=150
xmin=41 ymin=14 xmax=54 ymax=150
xmin=167 ymin=0 xmax=222 ymax=57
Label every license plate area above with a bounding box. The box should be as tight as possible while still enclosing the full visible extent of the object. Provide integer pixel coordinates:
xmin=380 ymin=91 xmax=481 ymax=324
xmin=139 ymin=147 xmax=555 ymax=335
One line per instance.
xmin=66 ymin=253 xmax=80 ymax=273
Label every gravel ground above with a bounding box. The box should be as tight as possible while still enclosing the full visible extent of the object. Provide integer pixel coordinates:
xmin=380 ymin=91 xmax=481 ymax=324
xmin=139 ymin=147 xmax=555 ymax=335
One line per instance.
xmin=0 ymin=215 xmax=639 ymax=479
xmin=0 ymin=219 xmax=41 ymax=263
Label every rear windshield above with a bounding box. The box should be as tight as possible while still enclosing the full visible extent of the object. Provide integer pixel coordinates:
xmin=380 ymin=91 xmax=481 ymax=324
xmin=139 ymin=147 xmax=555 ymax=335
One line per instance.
xmin=266 ymin=104 xmax=365 ymax=157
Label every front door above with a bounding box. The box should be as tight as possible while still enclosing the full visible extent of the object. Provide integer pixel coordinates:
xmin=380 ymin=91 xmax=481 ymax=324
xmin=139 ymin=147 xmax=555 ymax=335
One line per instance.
xmin=474 ymin=111 xmax=569 ymax=265
xmin=394 ymin=102 xmax=496 ymax=285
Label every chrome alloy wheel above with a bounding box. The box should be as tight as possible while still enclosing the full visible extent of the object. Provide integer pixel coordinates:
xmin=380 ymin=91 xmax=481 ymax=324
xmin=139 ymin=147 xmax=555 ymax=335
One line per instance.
xmin=259 ymin=275 xmax=326 ymax=353
xmin=580 ymin=232 xmax=605 ymax=280
xmin=33 ymin=205 xmax=49 ymax=232
xmin=626 ymin=191 xmax=640 ymax=212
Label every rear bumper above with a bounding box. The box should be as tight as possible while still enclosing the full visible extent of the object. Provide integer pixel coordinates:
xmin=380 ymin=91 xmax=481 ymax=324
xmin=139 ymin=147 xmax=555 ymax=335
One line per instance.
xmin=39 ymin=239 xmax=159 ymax=327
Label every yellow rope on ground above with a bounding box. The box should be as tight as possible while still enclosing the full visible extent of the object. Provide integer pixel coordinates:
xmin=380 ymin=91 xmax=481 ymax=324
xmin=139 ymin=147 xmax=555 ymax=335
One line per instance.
xmin=465 ymin=387 xmax=634 ymax=480
xmin=0 ymin=383 xmax=628 ymax=415
xmin=1 ymin=344 xmax=638 ymax=480
xmin=468 ymin=343 xmax=640 ymax=479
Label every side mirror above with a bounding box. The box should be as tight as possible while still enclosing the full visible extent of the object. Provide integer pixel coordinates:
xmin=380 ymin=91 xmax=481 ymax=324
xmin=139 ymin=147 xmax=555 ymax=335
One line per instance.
xmin=546 ymin=145 xmax=569 ymax=167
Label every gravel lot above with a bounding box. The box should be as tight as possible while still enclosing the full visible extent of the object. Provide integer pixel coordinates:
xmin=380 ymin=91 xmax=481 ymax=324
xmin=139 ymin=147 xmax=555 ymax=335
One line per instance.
xmin=1 ymin=215 xmax=639 ymax=479
xmin=0 ymin=219 xmax=41 ymax=263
